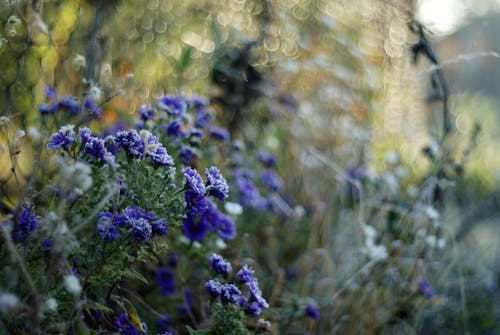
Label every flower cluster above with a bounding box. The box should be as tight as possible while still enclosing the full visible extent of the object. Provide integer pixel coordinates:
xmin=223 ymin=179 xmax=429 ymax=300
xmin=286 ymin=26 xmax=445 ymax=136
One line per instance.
xmin=182 ymin=167 xmax=234 ymax=241
xmin=205 ymin=260 xmax=268 ymax=317
xmin=98 ymin=205 xmax=168 ymax=242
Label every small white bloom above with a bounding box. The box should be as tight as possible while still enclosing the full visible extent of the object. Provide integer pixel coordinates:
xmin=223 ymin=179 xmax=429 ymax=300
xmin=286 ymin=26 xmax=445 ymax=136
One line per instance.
xmin=45 ymin=298 xmax=57 ymax=311
xmin=15 ymin=130 xmax=25 ymax=138
xmin=101 ymin=63 xmax=112 ymax=77
xmin=72 ymin=54 xmax=86 ymax=70
xmin=425 ymin=235 xmax=437 ymax=248
xmin=64 ymin=274 xmax=82 ymax=295
xmin=382 ymin=172 xmax=399 ymax=194
xmin=88 ymin=84 xmax=102 ymax=101
xmin=126 ymin=73 xmax=135 ymax=79
xmin=265 ymin=136 xmax=279 ymax=150
xmin=437 ymin=238 xmax=446 ymax=249
xmin=0 ymin=292 xmax=20 ymax=314
xmin=293 ymin=205 xmax=305 ymax=218
xmin=425 ymin=206 xmax=439 ymax=220
xmin=394 ymin=166 xmax=407 ymax=179
xmin=384 ymin=150 xmax=399 ymax=165
xmin=192 ymin=241 xmax=202 ymax=249
xmin=361 ymin=224 xmax=377 ymax=240
xmin=60 ymin=124 xmax=75 ymax=133
xmin=215 ymin=238 xmax=227 ymax=250
xmin=7 ymin=16 xmax=22 ymax=26
xmin=28 ymin=126 xmax=41 ymax=141
xmin=224 ymin=201 xmax=243 ymax=216
xmin=0 ymin=116 xmax=11 ymax=126
xmin=362 ymin=239 xmax=388 ymax=262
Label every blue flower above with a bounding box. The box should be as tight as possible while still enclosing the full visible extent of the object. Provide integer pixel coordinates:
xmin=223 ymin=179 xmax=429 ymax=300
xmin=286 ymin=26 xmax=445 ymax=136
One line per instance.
xmin=58 ymin=96 xmax=82 ymax=116
xmin=13 ymin=207 xmax=38 ymax=241
xmin=165 ymin=119 xmax=185 ymax=138
xmin=84 ymin=136 xmax=116 ymax=166
xmin=255 ymin=150 xmax=276 ymax=167
xmin=215 ymin=214 xmax=236 ymax=240
xmin=156 ymin=268 xmax=175 ymax=297
xmin=237 ymin=265 xmax=255 ymax=283
xmin=205 ymin=166 xmax=229 ymax=201
xmin=208 ymin=254 xmax=232 ymax=275
xmin=305 ymin=302 xmax=320 ymax=320
xmin=157 ymin=314 xmax=173 ymax=333
xmin=187 ymin=95 xmax=209 ymax=110
xmin=139 ymin=105 xmax=156 ymax=121
xmin=151 ymin=218 xmax=168 ymax=236
xmin=260 ymin=170 xmax=282 ymax=192
xmin=44 ymin=86 xmax=57 ymax=100
xmin=83 ymin=97 xmax=102 ymax=118
xmin=417 ymin=279 xmax=436 ymax=299
xmin=47 ymin=125 xmax=76 ymax=149
xmin=182 ymin=211 xmax=209 ymax=241
xmin=128 ymin=217 xmax=152 ymax=241
xmin=220 ymin=284 xmax=241 ymax=304
xmin=209 ymin=126 xmax=230 ymax=142
xmin=39 ymin=102 xmax=59 ymax=115
xmin=184 ymin=167 xmax=205 ymax=194
xmin=97 ymin=212 xmax=122 ymax=240
xmin=195 ymin=110 xmax=213 ymax=129
xmin=244 ymin=301 xmax=262 ymax=317
xmin=179 ymin=146 xmax=199 ymax=165
xmin=158 ymin=95 xmax=187 ymax=116
xmin=116 ymin=130 xmax=145 ymax=158
xmin=205 ymin=279 xmax=223 ymax=297
xmin=114 ymin=313 xmax=146 ymax=335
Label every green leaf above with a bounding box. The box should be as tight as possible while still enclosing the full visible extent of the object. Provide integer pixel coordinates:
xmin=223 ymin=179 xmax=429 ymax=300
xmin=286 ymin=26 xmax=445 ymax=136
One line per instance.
xmin=72 ymin=320 xmax=90 ymax=335
xmin=176 ymin=46 xmax=193 ymax=73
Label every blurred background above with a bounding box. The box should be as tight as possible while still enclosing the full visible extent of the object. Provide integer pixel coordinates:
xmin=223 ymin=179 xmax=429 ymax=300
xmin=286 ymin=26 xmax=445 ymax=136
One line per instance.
xmin=1 ymin=0 xmax=500 ymax=333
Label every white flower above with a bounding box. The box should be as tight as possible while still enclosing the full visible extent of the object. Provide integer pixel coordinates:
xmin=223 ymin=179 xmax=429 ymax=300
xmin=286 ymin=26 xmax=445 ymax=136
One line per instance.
xmin=215 ymin=238 xmax=227 ymax=250
xmin=362 ymin=239 xmax=388 ymax=262
xmin=28 ymin=126 xmax=41 ymax=141
xmin=64 ymin=274 xmax=82 ymax=295
xmin=384 ymin=150 xmax=399 ymax=165
xmin=45 ymin=298 xmax=57 ymax=311
xmin=0 ymin=292 xmax=20 ymax=314
xmin=88 ymin=84 xmax=102 ymax=101
xmin=361 ymin=224 xmax=377 ymax=240
xmin=15 ymin=130 xmax=25 ymax=138
xmin=59 ymin=160 xmax=93 ymax=195
xmin=72 ymin=54 xmax=86 ymax=70
xmin=224 ymin=201 xmax=243 ymax=216
xmin=425 ymin=206 xmax=439 ymax=220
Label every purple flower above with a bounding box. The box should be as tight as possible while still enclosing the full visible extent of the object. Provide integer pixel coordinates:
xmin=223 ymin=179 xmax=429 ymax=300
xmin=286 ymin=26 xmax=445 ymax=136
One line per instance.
xmin=417 ymin=279 xmax=436 ymax=299
xmin=151 ymin=218 xmax=168 ymax=236
xmin=215 ymin=214 xmax=236 ymax=240
xmin=237 ymin=265 xmax=255 ymax=283
xmin=13 ymin=208 xmax=38 ymax=241
xmin=58 ymin=96 xmax=81 ymax=116
xmin=209 ymin=127 xmax=230 ymax=142
xmin=139 ymin=105 xmax=156 ymax=121
xmin=116 ymin=130 xmax=145 ymax=158
xmin=220 ymin=284 xmax=241 ymax=304
xmin=39 ymin=102 xmax=59 ymax=115
xmin=156 ymin=268 xmax=175 ymax=297
xmin=165 ymin=119 xmax=185 ymax=138
xmin=179 ymin=146 xmax=199 ymax=165
xmin=205 ymin=279 xmax=223 ymax=297
xmin=158 ymin=95 xmax=187 ymax=116
xmin=97 ymin=212 xmax=122 ymax=240
xmin=157 ymin=314 xmax=172 ymax=332
xmin=47 ymin=125 xmax=76 ymax=149
xmin=44 ymin=86 xmax=57 ymax=100
xmin=305 ymin=303 xmax=320 ymax=320
xmin=128 ymin=217 xmax=152 ymax=241
xmin=41 ymin=237 xmax=53 ymax=250
xmin=187 ymin=95 xmax=209 ymax=110
xmin=236 ymin=178 xmax=267 ymax=209
xmin=205 ymin=166 xmax=229 ymax=201
xmin=244 ymin=301 xmax=262 ymax=317
xmin=79 ymin=127 xmax=92 ymax=145
xmin=84 ymin=97 xmax=102 ymax=118
xmin=114 ymin=313 xmax=146 ymax=335
xmin=184 ymin=167 xmax=205 ymax=194
xmin=248 ymin=280 xmax=268 ymax=309
xmin=260 ymin=170 xmax=282 ymax=192
xmin=255 ymin=150 xmax=276 ymax=167
xmin=182 ymin=211 xmax=209 ymax=241
xmin=148 ymin=145 xmax=174 ymax=167
xmin=195 ymin=110 xmax=213 ymax=129
xmin=208 ymin=254 xmax=232 ymax=275
xmin=84 ymin=135 xmax=116 ymax=166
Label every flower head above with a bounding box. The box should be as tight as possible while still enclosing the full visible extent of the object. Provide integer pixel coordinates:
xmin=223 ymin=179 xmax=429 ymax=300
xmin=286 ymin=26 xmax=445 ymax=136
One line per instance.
xmin=205 ymin=166 xmax=229 ymax=201
xmin=47 ymin=125 xmax=76 ymax=149
xmin=158 ymin=95 xmax=187 ymax=116
xmin=208 ymin=254 xmax=232 ymax=275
